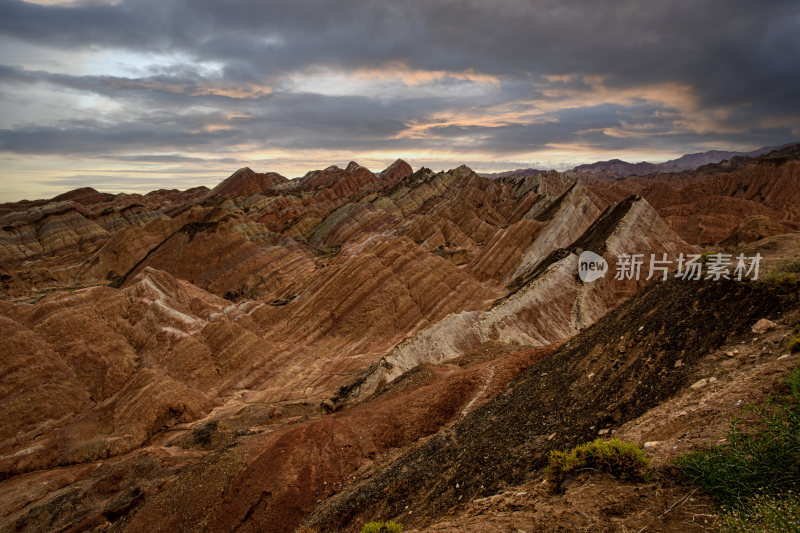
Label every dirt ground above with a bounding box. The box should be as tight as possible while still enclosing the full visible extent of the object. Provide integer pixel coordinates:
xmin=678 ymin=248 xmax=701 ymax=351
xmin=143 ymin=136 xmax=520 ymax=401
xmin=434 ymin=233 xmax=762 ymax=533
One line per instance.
xmin=409 ymin=314 xmax=800 ymax=532
xmin=411 ymin=473 xmax=717 ymax=533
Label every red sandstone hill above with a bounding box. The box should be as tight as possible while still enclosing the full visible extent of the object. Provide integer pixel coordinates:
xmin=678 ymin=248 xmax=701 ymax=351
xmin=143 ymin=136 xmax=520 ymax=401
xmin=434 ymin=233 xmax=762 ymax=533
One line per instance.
xmin=210 ymin=167 xmax=289 ymax=197
xmin=589 ymin=144 xmax=800 ymax=245
xmin=0 ymin=149 xmax=798 ymax=532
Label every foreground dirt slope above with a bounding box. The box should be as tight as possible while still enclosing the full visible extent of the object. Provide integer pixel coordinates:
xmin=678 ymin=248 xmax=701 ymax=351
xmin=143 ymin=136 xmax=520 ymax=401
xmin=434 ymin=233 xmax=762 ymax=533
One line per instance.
xmin=413 ymin=473 xmax=718 ymax=532
xmin=306 ymin=278 xmax=799 ymax=531
xmin=414 ymin=298 xmax=800 ymax=532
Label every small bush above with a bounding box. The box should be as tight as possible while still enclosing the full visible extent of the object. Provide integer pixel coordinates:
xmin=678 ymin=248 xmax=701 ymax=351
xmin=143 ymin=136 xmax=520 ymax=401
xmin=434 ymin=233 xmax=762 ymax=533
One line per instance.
xmin=789 ymin=324 xmax=800 ymax=353
xmin=360 ymin=520 xmax=403 ymax=533
xmin=788 ymin=364 xmax=800 ymax=398
xmin=699 ymin=250 xmax=722 ymax=263
xmin=779 ymin=260 xmax=800 ymax=274
xmin=677 ymin=366 xmax=800 ymax=508
xmin=790 ymin=337 xmax=800 ymax=353
xmin=718 ymin=492 xmax=800 ymax=533
xmin=760 ymin=260 xmax=800 ymax=293
xmin=545 ymin=438 xmax=650 ymax=490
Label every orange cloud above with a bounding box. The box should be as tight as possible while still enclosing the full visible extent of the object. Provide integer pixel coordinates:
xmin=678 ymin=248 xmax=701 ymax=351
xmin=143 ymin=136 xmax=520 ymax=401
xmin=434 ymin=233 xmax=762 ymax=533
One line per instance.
xmin=351 ymin=63 xmax=500 ymax=87
xmin=103 ymin=78 xmax=272 ymax=99
xmin=396 ymin=74 xmax=747 ymax=140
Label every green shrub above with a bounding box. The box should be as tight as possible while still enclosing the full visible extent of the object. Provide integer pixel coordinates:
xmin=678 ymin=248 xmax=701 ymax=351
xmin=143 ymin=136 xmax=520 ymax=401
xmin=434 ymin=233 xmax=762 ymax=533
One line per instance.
xmin=788 ymin=364 xmax=800 ymax=399
xmin=789 ymin=324 xmax=800 ymax=353
xmin=718 ymin=492 xmax=800 ymax=533
xmin=778 ymin=260 xmax=800 ymax=274
xmin=767 ymin=273 xmax=800 ymax=293
xmin=699 ymin=250 xmax=722 ymax=263
xmin=360 ymin=520 xmax=403 ymax=533
xmin=545 ymin=438 xmax=650 ymax=490
xmin=677 ymin=366 xmax=800 ymax=508
xmin=760 ymin=260 xmax=800 ymax=292
xmin=790 ymin=337 xmax=800 ymax=353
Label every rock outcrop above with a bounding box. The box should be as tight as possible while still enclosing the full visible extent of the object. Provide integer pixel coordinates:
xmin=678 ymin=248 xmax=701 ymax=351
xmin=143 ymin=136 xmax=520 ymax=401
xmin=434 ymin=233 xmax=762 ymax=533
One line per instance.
xmin=333 ymin=195 xmax=695 ymax=404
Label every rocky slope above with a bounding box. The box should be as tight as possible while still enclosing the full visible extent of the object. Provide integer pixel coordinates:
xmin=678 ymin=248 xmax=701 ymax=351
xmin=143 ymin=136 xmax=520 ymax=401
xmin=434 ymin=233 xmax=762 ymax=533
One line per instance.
xmin=1 ymin=149 xmax=798 ymax=532
xmin=307 ymin=278 xmax=799 ymax=531
xmin=0 ymin=186 xmax=210 ymax=299
xmin=330 ymin=195 xmax=694 ymax=406
xmin=409 ymin=284 xmax=800 ymax=532
xmin=590 ymin=143 xmax=800 ymax=245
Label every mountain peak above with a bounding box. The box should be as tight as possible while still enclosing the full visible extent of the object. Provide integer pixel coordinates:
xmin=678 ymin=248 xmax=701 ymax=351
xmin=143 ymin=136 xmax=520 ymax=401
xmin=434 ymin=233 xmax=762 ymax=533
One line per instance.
xmin=345 ymin=161 xmax=364 ymax=173
xmin=378 ymin=159 xmax=413 ymax=180
xmin=51 ymin=187 xmax=112 ymax=205
xmin=211 ymin=167 xmax=288 ymax=197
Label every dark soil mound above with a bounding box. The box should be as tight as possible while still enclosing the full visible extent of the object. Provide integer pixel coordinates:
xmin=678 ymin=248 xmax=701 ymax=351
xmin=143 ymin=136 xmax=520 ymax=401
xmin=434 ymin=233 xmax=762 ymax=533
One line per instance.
xmin=307 ymin=278 xmax=799 ymax=531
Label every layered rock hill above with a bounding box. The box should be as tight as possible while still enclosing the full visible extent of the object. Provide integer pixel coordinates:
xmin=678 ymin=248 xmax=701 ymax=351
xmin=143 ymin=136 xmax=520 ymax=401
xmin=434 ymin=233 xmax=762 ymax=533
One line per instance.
xmin=330 ymin=195 xmax=693 ymax=406
xmin=589 ymin=143 xmax=800 ymax=245
xmin=479 ymin=168 xmax=550 ymax=179
xmin=0 ymin=149 xmax=797 ymax=532
xmin=0 ymin=186 xmax=210 ymax=299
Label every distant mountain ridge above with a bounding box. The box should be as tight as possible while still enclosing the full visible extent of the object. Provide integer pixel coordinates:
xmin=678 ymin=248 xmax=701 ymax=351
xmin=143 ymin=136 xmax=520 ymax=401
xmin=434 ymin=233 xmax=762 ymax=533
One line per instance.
xmin=480 ymin=143 xmax=793 ymax=182
xmin=566 ymin=144 xmax=789 ymax=183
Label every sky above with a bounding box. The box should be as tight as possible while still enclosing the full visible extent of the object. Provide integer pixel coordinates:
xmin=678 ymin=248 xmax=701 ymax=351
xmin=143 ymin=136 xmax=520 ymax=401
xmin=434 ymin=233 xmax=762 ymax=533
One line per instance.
xmin=0 ymin=0 xmax=798 ymax=201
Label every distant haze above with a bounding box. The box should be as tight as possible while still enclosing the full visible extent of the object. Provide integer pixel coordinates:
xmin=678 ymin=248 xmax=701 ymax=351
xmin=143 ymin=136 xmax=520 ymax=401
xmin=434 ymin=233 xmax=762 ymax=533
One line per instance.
xmin=0 ymin=0 xmax=798 ymax=200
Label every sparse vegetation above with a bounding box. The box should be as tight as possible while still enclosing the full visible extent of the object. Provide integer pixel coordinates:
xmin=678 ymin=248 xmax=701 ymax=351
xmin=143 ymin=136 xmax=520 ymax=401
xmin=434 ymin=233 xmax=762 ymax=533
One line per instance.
xmin=677 ymin=365 xmax=800 ymax=529
xmin=761 ymin=259 xmax=800 ymax=293
xmin=789 ymin=324 xmax=800 ymax=353
xmin=545 ymin=438 xmax=650 ymax=490
xmin=359 ymin=520 xmax=403 ymax=533
xmin=788 ymin=364 xmax=800 ymax=398
xmin=699 ymin=250 xmax=723 ymax=263
xmin=717 ymin=492 xmax=800 ymax=533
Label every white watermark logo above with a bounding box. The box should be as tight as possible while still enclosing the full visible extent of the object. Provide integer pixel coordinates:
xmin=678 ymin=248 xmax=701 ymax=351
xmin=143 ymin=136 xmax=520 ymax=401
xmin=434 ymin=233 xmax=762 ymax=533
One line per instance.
xmin=578 ymin=252 xmax=762 ymax=282
xmin=578 ymin=250 xmax=609 ymax=282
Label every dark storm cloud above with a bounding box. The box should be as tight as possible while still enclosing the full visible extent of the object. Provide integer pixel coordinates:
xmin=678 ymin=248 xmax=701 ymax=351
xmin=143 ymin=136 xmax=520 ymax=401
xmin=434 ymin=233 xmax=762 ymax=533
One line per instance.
xmin=2 ymin=0 xmax=798 ymax=103
xmin=0 ymin=0 xmax=798 ymax=175
xmin=0 ymin=89 xmax=433 ymax=155
xmin=0 ymin=111 xmax=446 ymax=156
xmin=0 ymin=123 xmax=227 ymax=154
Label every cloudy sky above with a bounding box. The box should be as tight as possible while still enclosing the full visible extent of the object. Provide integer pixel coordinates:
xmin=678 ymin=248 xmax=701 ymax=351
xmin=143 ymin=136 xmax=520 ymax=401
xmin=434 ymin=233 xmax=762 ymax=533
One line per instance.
xmin=0 ymin=0 xmax=798 ymax=201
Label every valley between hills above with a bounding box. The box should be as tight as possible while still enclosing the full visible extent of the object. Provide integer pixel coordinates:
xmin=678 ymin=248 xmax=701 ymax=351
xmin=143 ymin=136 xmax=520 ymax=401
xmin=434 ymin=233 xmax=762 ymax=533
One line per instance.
xmin=1 ymin=145 xmax=799 ymax=532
